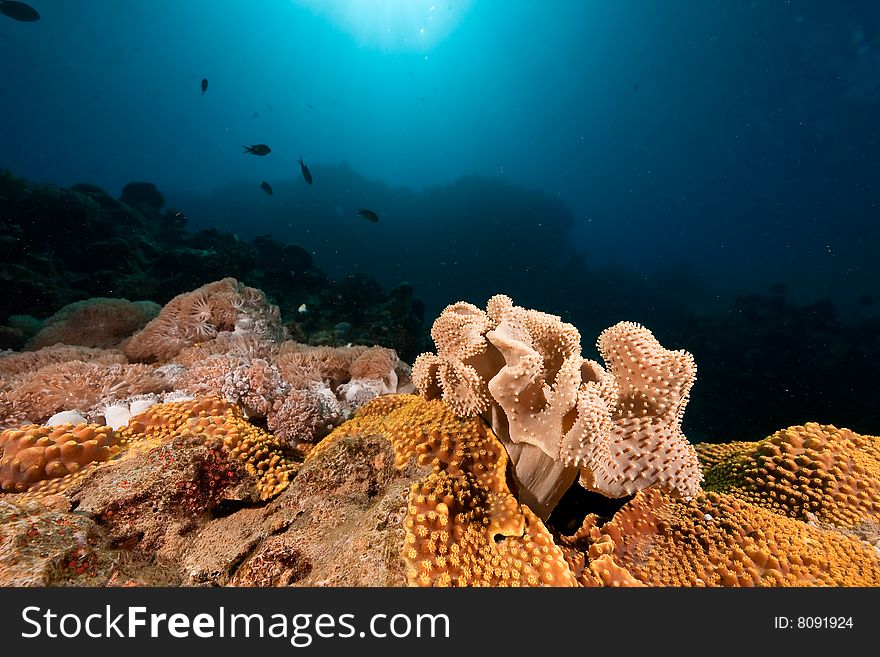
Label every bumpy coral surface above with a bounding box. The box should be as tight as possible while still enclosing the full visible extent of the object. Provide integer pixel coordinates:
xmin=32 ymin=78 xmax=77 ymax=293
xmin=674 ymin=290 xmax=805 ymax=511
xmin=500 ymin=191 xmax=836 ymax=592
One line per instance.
xmin=315 ymin=394 xmax=577 ymax=586
xmin=585 ymin=488 xmax=880 ymax=586
xmin=0 ymin=423 xmax=124 ymax=493
xmin=699 ymin=423 xmax=880 ymax=530
xmin=121 ymin=396 xmax=299 ymax=500
xmin=0 ymin=395 xmax=299 ymax=502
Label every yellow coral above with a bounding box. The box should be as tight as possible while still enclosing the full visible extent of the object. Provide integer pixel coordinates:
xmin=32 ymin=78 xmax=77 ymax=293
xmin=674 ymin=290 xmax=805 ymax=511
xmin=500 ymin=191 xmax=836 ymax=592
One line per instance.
xmin=312 ymin=394 xmax=576 ymax=587
xmin=700 ymin=423 xmax=880 ymax=530
xmin=591 ymin=488 xmax=880 ymax=586
xmin=121 ymin=396 xmax=237 ymax=443
xmin=183 ymin=411 xmax=298 ymax=500
xmin=123 ymin=395 xmax=298 ymax=500
xmin=1 ymin=396 xmax=298 ymax=501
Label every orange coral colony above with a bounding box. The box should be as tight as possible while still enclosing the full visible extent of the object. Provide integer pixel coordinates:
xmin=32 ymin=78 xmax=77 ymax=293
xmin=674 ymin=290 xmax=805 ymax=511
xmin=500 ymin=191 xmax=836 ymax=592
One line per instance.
xmin=0 ymin=423 xmax=124 ymax=493
xmin=585 ymin=489 xmax=880 ymax=586
xmin=313 ymin=394 xmax=576 ymax=586
xmin=699 ymin=422 xmax=880 ymax=530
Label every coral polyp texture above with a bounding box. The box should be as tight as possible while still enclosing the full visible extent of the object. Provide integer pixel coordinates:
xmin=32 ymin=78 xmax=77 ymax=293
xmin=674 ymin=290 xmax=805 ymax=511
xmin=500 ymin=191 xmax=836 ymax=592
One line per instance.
xmin=413 ymin=294 xmax=702 ymax=518
xmin=26 ymin=298 xmax=160 ymax=350
xmin=698 ymin=423 xmax=880 ymax=531
xmin=581 ymin=488 xmax=880 ymax=586
xmin=0 ymin=423 xmax=123 ymax=493
xmin=123 ymin=277 xmax=286 ymax=362
xmin=314 ymin=394 xmax=577 ymax=586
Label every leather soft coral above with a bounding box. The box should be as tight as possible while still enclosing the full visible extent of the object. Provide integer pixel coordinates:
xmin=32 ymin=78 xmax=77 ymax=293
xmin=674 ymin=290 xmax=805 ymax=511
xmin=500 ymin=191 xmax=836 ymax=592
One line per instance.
xmin=413 ymin=294 xmax=702 ymax=518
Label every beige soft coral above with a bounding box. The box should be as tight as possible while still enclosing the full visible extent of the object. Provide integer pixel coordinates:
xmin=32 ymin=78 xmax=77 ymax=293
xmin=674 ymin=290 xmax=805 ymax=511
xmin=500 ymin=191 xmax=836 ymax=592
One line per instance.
xmin=413 ymin=294 xmax=702 ymax=518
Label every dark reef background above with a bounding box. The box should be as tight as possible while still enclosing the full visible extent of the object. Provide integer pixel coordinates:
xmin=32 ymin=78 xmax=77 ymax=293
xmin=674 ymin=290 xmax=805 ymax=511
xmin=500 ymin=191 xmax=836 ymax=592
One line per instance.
xmin=1 ymin=0 xmax=878 ymax=442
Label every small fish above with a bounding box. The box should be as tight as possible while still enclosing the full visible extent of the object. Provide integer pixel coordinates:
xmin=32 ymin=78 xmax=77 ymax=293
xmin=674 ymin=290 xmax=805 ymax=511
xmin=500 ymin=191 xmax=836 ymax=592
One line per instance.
xmin=260 ymin=181 xmax=273 ymax=195
xmin=201 ymin=78 xmax=208 ymax=95
xmin=243 ymin=144 xmax=271 ymax=155
xmin=357 ymin=208 xmax=379 ymax=223
xmin=0 ymin=1 xmax=40 ymax=21
xmin=297 ymin=303 xmax=308 ymax=314
xmin=298 ymin=156 xmax=313 ymax=185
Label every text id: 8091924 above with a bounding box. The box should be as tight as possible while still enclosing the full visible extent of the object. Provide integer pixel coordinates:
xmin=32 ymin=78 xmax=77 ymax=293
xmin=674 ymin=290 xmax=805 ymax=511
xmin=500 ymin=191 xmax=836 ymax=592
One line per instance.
xmin=773 ymin=617 xmax=853 ymax=629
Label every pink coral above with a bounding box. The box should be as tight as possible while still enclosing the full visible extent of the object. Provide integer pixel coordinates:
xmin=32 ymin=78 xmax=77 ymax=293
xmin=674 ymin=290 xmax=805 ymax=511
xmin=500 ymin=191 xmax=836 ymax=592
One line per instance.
xmin=175 ymin=354 xmax=289 ymax=418
xmin=0 ymin=345 xmax=126 ymax=385
xmin=267 ymin=386 xmax=342 ymax=446
xmin=7 ymin=361 xmax=171 ymax=423
xmin=275 ymin=343 xmax=367 ymax=389
xmin=349 ymin=346 xmax=399 ymax=381
xmin=123 ymin=278 xmax=286 ymax=363
xmin=174 ymin=333 xmax=280 ymax=367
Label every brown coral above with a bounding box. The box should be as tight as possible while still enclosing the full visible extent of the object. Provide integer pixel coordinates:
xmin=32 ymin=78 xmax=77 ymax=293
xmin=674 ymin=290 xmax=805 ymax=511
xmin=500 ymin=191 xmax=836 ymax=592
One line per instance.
xmin=0 ymin=423 xmax=124 ymax=493
xmin=699 ymin=423 xmax=880 ymax=530
xmin=314 ymin=394 xmax=576 ymax=586
xmin=26 ymin=298 xmax=160 ymax=350
xmin=181 ymin=409 xmax=298 ymax=500
xmin=413 ymin=295 xmax=702 ymax=518
xmin=123 ymin=278 xmax=286 ymax=363
xmin=275 ymin=343 xmax=367 ymax=389
xmin=174 ymin=332 xmax=280 ymax=367
xmin=348 ymin=346 xmax=400 ymax=381
xmin=587 ymin=488 xmax=880 ymax=586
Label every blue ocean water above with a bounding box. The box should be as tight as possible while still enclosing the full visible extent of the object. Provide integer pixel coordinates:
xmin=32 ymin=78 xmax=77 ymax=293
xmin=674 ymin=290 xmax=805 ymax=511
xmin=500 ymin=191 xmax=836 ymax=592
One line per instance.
xmin=1 ymin=0 xmax=878 ymax=439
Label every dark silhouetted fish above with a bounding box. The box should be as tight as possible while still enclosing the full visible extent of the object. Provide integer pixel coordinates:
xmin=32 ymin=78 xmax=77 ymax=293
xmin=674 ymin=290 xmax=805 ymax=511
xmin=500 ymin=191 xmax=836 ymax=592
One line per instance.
xmin=298 ymin=156 xmax=313 ymax=184
xmin=201 ymin=78 xmax=208 ymax=95
xmin=260 ymin=181 xmax=273 ymax=195
xmin=0 ymin=1 xmax=40 ymax=21
xmin=243 ymin=144 xmax=271 ymax=155
xmin=357 ymin=208 xmax=379 ymax=223
xmin=857 ymin=294 xmax=873 ymax=306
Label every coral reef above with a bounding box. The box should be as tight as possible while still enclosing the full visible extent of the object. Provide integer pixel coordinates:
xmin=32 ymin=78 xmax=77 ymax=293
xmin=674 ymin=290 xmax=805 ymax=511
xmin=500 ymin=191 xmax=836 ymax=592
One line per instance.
xmin=6 ymin=361 xmax=171 ymax=424
xmin=319 ymin=395 xmax=577 ymax=586
xmin=124 ymin=278 xmax=286 ymax=362
xmin=0 ymin=285 xmax=877 ymax=589
xmin=575 ymin=488 xmax=880 ymax=586
xmin=0 ymin=423 xmax=124 ymax=493
xmin=1 ymin=391 xmax=877 ymax=588
xmin=0 ymin=280 xmax=414 ymax=446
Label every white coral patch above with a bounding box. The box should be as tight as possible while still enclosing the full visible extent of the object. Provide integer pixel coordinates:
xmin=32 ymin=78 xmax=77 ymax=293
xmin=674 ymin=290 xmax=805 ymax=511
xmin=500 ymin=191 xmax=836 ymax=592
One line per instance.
xmin=45 ymin=410 xmax=88 ymax=427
